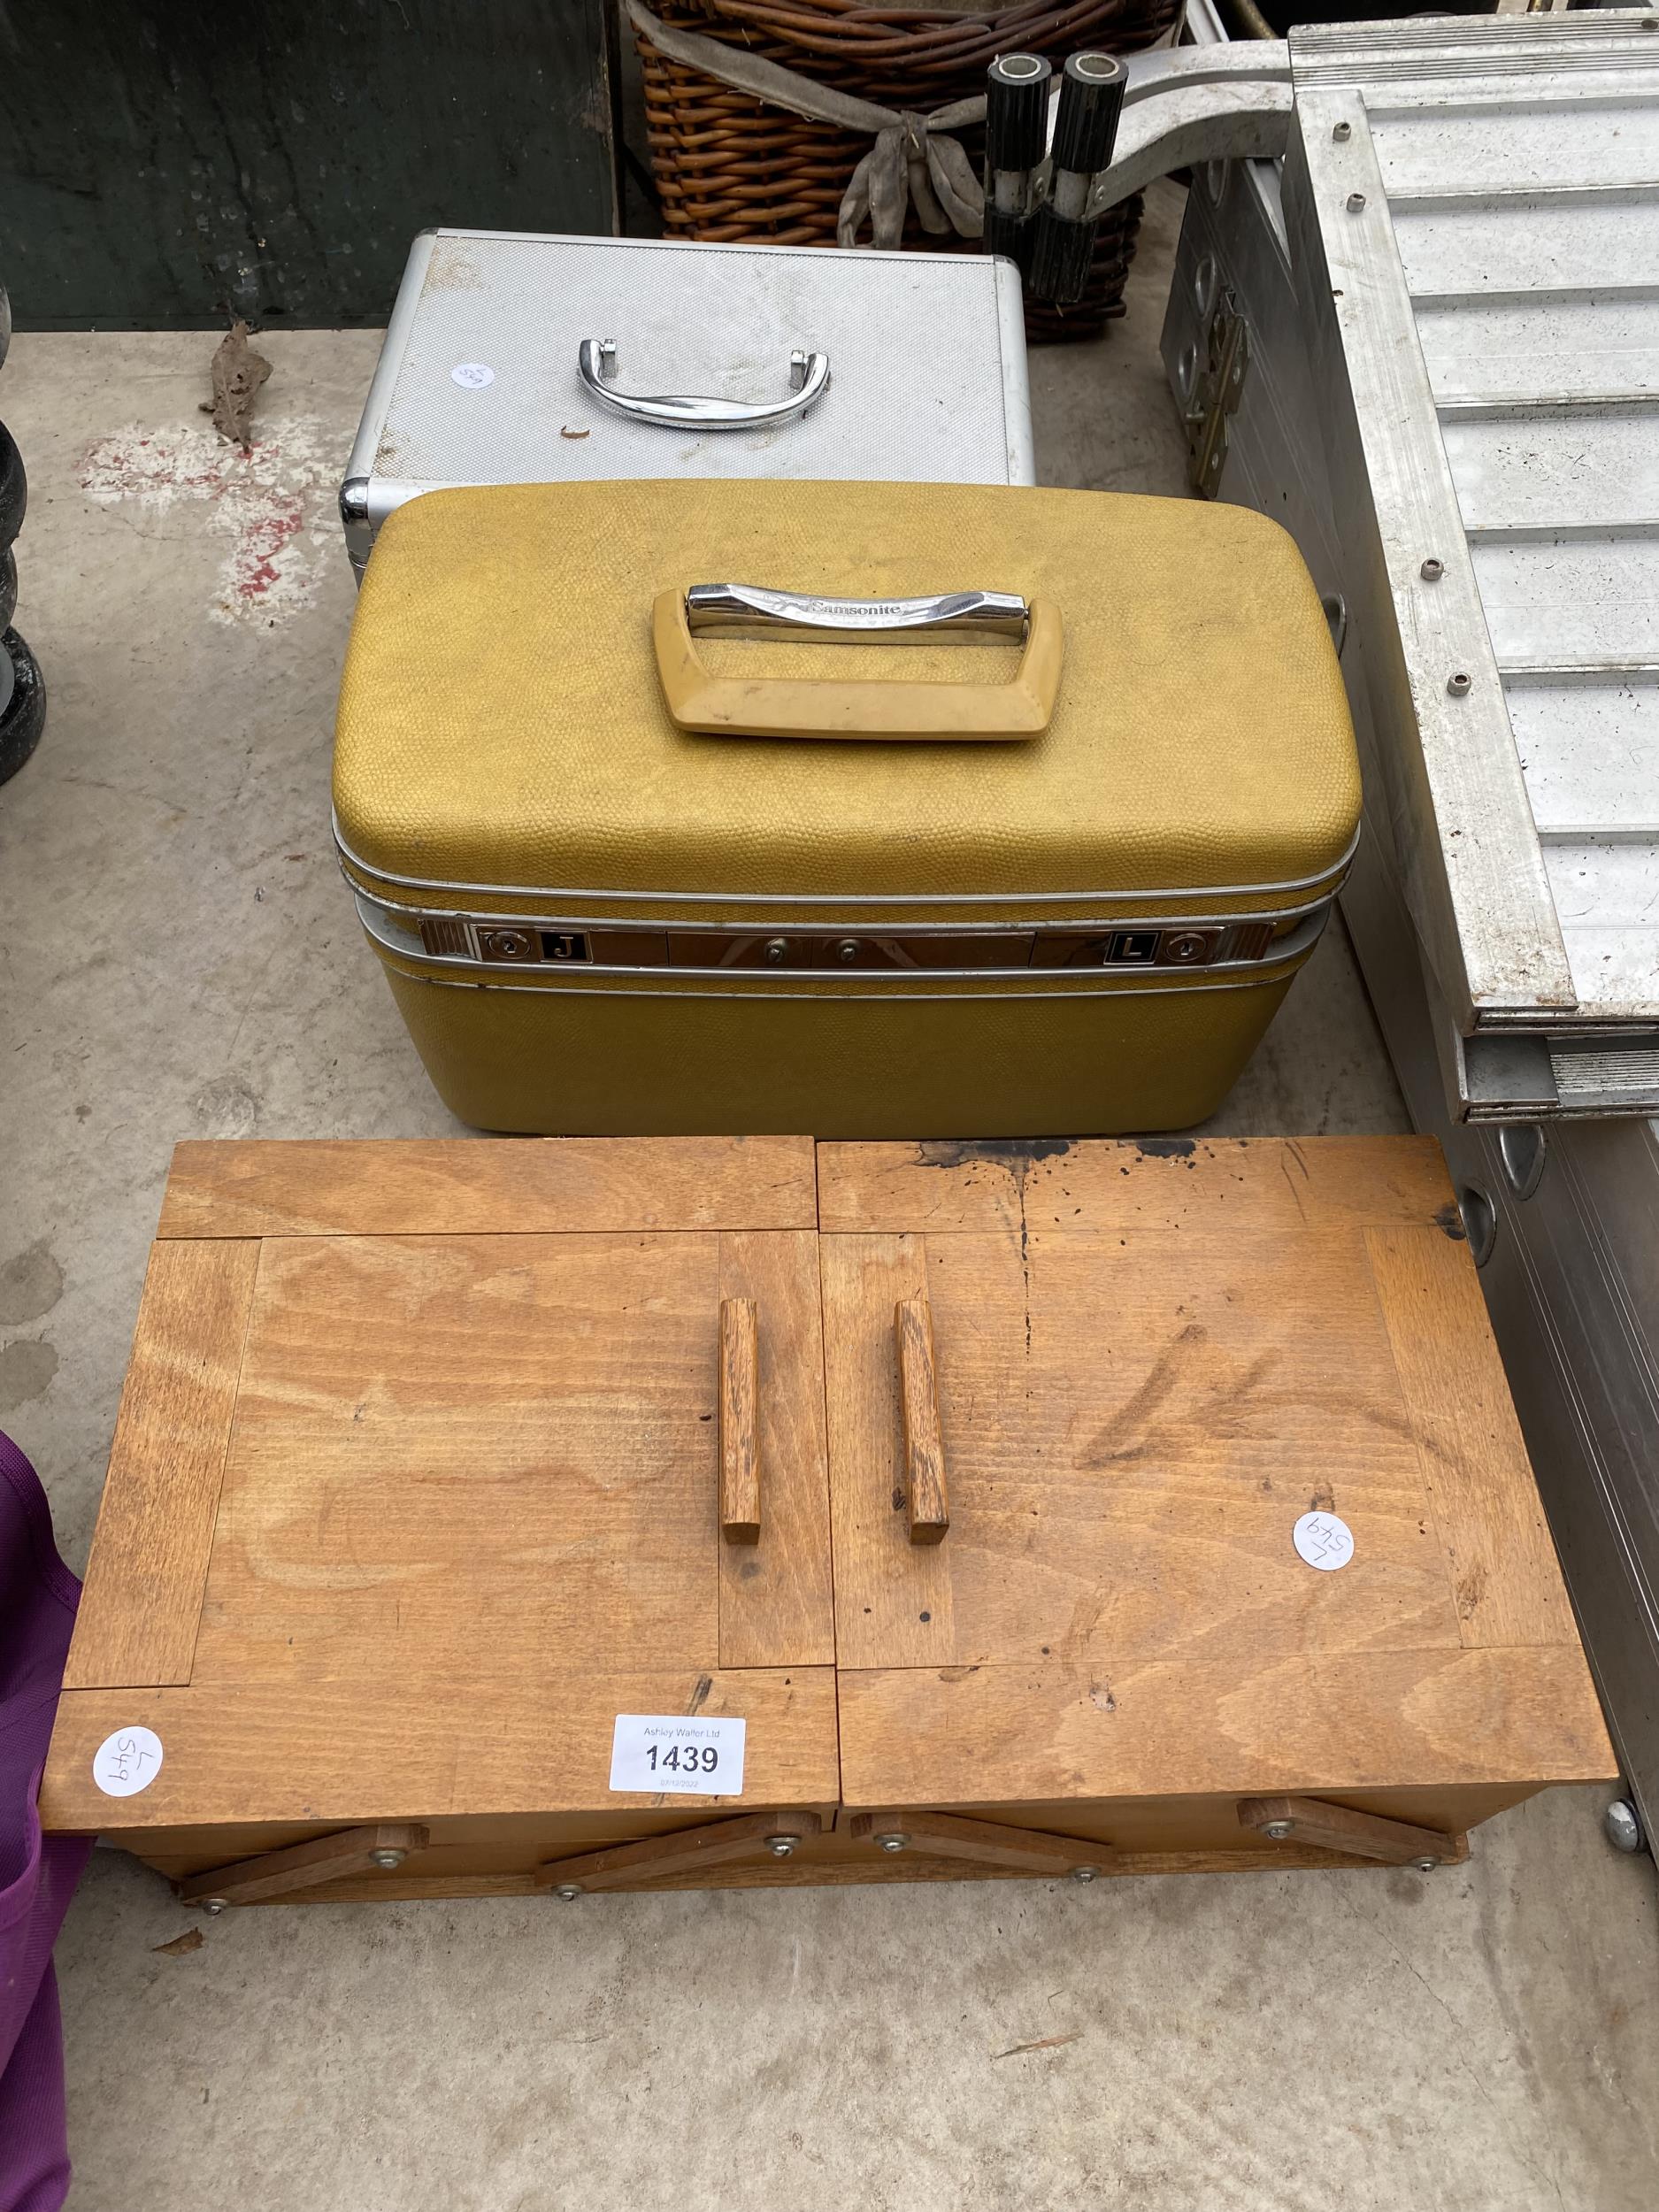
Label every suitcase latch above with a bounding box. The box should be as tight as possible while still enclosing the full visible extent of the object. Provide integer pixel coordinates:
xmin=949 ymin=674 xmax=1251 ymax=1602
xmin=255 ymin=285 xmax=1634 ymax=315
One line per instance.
xmin=1104 ymin=927 xmax=1223 ymax=967
xmin=475 ymin=927 xmax=592 ymax=964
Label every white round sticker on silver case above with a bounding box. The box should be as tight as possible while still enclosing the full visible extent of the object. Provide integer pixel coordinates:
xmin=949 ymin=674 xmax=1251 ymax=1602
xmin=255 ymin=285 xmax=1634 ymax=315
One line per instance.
xmin=92 ymin=1726 xmax=165 ymax=1797
xmin=451 ymin=362 xmax=495 ymax=389
xmin=1293 ymin=1511 xmax=1354 ymax=1571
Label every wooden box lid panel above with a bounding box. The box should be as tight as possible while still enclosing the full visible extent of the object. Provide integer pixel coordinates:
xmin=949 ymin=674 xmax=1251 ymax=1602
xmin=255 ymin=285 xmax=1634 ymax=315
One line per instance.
xmin=158 ymin=1134 xmax=818 ymax=1240
xmin=42 ymin=1668 xmax=838 ymax=1838
xmin=193 ymin=1231 xmax=734 ymax=1682
xmin=818 ymin=1137 xmax=1613 ymax=1809
xmin=168 ymin=1226 xmax=833 ymax=1685
xmin=46 ymin=1138 xmax=837 ymax=1842
xmin=815 ymin=1133 xmax=1461 ymax=1235
xmin=65 ymin=1238 xmax=261 ymax=1691
xmin=834 ymin=1648 xmax=1612 ymax=1816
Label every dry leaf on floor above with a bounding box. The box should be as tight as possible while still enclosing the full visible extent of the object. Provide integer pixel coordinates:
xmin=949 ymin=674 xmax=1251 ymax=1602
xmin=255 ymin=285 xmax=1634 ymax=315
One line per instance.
xmin=200 ymin=321 xmax=273 ymax=452
xmin=151 ymin=1928 xmax=205 ymax=1956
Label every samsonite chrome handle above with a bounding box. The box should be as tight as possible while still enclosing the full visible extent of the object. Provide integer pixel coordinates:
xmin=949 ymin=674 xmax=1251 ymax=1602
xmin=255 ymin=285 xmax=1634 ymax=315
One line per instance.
xmin=576 ymin=339 xmax=831 ymax=428
xmin=655 ymin=588 xmax=1064 ymax=741
xmin=686 ymin=585 xmax=1031 ymax=641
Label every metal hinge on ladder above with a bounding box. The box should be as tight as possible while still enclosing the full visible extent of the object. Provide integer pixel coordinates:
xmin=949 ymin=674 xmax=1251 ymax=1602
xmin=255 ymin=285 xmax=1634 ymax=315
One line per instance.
xmin=1185 ymin=289 xmax=1250 ymax=498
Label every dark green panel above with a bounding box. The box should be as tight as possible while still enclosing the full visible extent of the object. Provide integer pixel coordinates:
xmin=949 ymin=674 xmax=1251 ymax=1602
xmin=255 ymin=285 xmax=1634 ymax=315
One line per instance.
xmin=0 ymin=0 xmax=618 ymax=328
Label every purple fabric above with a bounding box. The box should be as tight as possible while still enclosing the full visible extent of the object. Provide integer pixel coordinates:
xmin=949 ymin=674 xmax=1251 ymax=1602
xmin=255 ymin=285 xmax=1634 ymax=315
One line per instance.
xmin=0 ymin=1431 xmax=90 ymax=2212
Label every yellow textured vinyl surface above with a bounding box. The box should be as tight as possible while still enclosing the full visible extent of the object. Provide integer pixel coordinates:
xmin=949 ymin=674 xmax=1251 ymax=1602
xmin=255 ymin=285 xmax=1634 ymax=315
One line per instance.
xmin=380 ymin=963 xmax=1294 ymax=1137
xmin=334 ymin=480 xmax=1359 ymax=904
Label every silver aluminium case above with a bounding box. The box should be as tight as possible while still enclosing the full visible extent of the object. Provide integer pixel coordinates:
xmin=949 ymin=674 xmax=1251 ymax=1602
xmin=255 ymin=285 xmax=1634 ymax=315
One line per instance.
xmin=341 ymin=229 xmax=1035 ymax=574
xmin=1157 ymin=8 xmax=1659 ymax=1838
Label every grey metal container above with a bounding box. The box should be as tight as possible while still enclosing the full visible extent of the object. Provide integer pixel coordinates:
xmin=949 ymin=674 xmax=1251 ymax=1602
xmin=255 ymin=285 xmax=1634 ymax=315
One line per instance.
xmin=341 ymin=229 xmax=1035 ymax=577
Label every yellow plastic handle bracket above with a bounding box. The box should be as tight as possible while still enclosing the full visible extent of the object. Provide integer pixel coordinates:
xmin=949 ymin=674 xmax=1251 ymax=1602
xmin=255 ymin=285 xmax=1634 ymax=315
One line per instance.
xmin=652 ymin=589 xmax=1064 ymax=742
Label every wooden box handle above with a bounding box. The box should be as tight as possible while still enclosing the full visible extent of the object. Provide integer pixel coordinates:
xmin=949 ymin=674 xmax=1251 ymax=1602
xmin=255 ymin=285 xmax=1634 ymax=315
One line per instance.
xmin=895 ymin=1296 xmax=949 ymax=1544
xmin=718 ymin=1297 xmax=760 ymax=1543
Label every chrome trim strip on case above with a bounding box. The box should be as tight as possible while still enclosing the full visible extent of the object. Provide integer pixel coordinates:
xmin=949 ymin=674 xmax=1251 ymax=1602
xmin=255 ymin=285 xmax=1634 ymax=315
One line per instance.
xmin=357 ymin=892 xmax=1330 ymax=985
xmin=357 ymin=884 xmax=1333 ymax=938
xmin=384 ymin=959 xmax=1324 ymax=1004
xmin=333 ymin=813 xmax=1362 ymax=910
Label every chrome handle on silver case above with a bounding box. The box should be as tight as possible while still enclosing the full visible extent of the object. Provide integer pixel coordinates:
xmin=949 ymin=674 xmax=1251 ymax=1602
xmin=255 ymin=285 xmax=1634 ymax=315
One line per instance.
xmin=684 ymin=586 xmax=1031 ymax=640
xmin=576 ymin=340 xmax=831 ymax=429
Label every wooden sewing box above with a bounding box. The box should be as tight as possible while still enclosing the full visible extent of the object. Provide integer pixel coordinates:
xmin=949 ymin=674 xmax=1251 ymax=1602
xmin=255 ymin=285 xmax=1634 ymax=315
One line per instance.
xmin=41 ymin=1134 xmax=1612 ymax=1906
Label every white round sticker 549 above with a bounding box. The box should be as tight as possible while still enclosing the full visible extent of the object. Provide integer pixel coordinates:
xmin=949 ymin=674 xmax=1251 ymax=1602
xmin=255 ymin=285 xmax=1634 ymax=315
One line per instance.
xmin=92 ymin=1726 xmax=165 ymax=1797
xmin=1294 ymin=1511 xmax=1355 ymax=1571
xmin=450 ymin=362 xmax=495 ymax=389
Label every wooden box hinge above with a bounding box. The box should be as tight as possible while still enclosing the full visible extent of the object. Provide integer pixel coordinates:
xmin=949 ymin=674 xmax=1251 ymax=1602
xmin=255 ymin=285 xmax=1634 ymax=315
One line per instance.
xmin=1238 ymin=1795 xmax=1463 ymax=1870
xmin=179 ymin=1823 xmax=431 ymax=1911
xmin=849 ymin=1809 xmax=1114 ymax=1881
xmin=534 ymin=1809 xmax=824 ymax=1898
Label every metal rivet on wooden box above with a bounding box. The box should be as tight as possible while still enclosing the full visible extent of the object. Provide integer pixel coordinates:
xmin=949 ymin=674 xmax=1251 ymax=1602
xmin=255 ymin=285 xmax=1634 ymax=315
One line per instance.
xmin=42 ymin=1135 xmax=1613 ymax=1904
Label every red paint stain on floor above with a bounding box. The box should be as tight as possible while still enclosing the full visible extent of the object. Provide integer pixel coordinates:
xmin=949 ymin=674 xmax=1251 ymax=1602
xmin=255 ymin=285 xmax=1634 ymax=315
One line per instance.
xmin=79 ymin=422 xmax=336 ymax=624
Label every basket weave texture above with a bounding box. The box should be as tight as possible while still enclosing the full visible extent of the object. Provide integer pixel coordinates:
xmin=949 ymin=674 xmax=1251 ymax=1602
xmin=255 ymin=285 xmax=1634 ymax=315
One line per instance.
xmin=635 ymin=0 xmax=1183 ymax=337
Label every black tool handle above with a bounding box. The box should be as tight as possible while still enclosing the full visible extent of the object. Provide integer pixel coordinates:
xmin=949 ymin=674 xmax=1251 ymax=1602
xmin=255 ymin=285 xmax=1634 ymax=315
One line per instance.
xmin=1052 ymin=51 xmax=1126 ymax=177
xmin=982 ymin=54 xmax=1053 ymax=272
xmin=982 ymin=204 xmax=1027 ymax=265
xmin=1029 ymin=213 xmax=1095 ymax=306
xmin=1028 ymin=52 xmax=1126 ymax=306
xmin=985 ymin=52 xmax=1051 ymax=177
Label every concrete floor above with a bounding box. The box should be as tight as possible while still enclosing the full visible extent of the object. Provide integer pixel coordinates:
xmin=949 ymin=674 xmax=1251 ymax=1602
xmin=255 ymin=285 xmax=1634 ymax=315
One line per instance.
xmin=2 ymin=183 xmax=1655 ymax=2210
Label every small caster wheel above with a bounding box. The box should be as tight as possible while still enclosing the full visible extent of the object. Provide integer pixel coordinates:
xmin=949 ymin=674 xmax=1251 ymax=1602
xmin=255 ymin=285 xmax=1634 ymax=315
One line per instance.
xmin=1604 ymin=1798 xmax=1645 ymax=1856
xmin=0 ymin=627 xmax=46 ymax=787
xmin=0 ymin=546 xmax=14 ymax=634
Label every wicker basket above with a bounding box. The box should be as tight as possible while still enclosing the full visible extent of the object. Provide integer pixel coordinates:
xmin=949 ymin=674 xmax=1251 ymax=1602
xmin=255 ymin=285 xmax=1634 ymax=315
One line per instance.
xmin=634 ymin=0 xmax=1181 ymax=338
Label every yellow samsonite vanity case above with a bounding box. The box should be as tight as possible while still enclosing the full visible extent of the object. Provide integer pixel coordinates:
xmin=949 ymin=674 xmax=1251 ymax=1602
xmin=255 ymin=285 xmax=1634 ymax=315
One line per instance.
xmin=333 ymin=479 xmax=1359 ymax=1135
